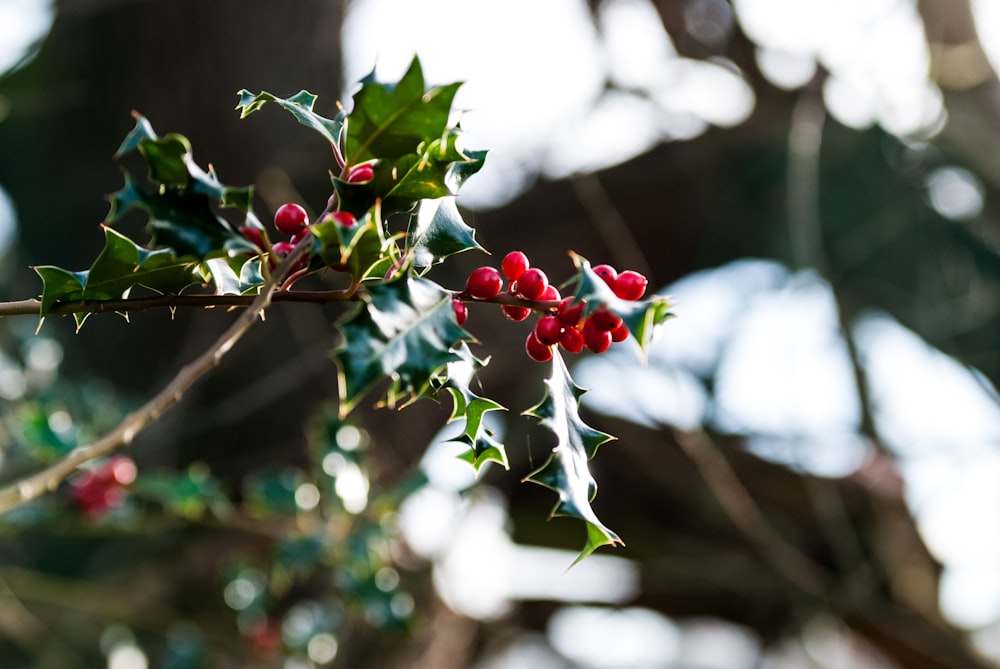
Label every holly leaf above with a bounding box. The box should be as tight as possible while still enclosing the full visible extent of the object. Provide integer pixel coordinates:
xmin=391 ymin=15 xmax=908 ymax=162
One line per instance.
xmin=236 ymin=89 xmax=346 ymax=149
xmin=442 ymin=343 xmax=508 ymax=472
xmin=203 ymin=256 xmax=266 ymax=295
xmin=309 ymin=206 xmax=396 ymax=280
xmin=524 ymin=350 xmax=621 ymax=564
xmin=332 ymin=276 xmax=473 ymax=416
xmin=568 ymin=254 xmax=675 ymax=359
xmin=409 ymin=197 xmax=483 ymax=268
xmin=34 ymin=226 xmax=202 ymax=328
xmin=108 ymin=114 xmax=257 ymax=259
xmin=345 ymin=56 xmax=461 ymax=165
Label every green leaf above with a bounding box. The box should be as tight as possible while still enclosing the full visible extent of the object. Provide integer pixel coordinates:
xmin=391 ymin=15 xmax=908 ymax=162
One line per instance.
xmin=568 ymin=254 xmax=675 ymax=359
xmin=132 ymin=464 xmax=230 ymax=520
xmin=34 ymin=226 xmax=202 ymax=327
xmin=310 ymin=206 xmax=395 ymax=280
xmin=524 ymin=351 xmax=621 ymax=564
xmin=345 ymin=57 xmax=461 ymax=165
xmin=382 ymin=131 xmax=486 ymax=212
xmin=442 ymin=343 xmax=508 ymax=472
xmin=237 ymin=89 xmax=346 ymax=148
xmin=109 ymin=114 xmax=257 ymax=259
xmin=409 ymin=197 xmax=483 ymax=267
xmin=332 ymin=276 xmax=473 ymax=416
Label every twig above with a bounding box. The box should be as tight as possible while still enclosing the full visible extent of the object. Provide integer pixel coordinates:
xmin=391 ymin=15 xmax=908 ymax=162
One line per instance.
xmin=0 ymin=237 xmax=313 ymax=515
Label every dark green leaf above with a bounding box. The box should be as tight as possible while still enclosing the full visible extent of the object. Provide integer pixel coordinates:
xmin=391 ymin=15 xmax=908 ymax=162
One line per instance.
xmin=237 ymin=89 xmax=346 ymax=148
xmin=332 ymin=276 xmax=473 ymax=416
xmin=524 ymin=351 xmax=621 ymax=563
xmin=34 ymin=226 xmax=202 ymax=327
xmin=345 ymin=57 xmax=461 ymax=165
xmin=310 ymin=207 xmax=395 ymax=280
xmin=569 ymin=254 xmax=675 ymax=359
xmin=409 ymin=197 xmax=483 ymax=267
xmin=442 ymin=343 xmax=508 ymax=472
xmin=132 ymin=465 xmax=230 ymax=520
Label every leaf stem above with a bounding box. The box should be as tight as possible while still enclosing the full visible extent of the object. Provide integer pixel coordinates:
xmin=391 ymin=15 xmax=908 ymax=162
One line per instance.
xmin=0 ymin=237 xmax=314 ymax=515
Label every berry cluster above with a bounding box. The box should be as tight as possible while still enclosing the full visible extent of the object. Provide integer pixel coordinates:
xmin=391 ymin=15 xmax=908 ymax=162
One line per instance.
xmin=69 ymin=455 xmax=137 ymax=518
xmin=458 ymin=251 xmax=648 ymax=362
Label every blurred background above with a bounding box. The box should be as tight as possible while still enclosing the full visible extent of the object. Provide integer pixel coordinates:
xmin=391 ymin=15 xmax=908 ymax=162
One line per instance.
xmin=1 ymin=0 xmax=1000 ymax=667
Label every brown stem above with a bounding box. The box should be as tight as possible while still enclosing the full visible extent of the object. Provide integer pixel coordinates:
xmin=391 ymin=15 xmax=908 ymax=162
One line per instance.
xmin=0 ymin=237 xmax=314 ymax=515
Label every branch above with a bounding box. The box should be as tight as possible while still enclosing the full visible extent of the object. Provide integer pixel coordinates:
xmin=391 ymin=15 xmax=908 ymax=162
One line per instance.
xmin=0 ymin=237 xmax=314 ymax=515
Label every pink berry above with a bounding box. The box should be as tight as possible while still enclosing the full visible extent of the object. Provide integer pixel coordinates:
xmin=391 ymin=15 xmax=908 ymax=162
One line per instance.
xmin=588 ymin=308 xmax=623 ymax=332
xmin=502 ymin=303 xmax=531 ymax=322
xmin=274 ymin=203 xmax=308 ymax=236
xmin=329 ymin=211 xmax=357 ymax=228
xmin=346 ymin=163 xmax=374 ymax=183
xmin=271 ymin=241 xmax=296 ymax=257
xmin=583 ymin=319 xmax=612 ymax=354
xmin=613 ymin=270 xmax=647 ymax=301
xmin=559 ymin=326 xmax=584 ymax=354
xmin=453 ymin=299 xmax=468 ymax=326
xmin=592 ymin=264 xmax=617 ymax=286
xmin=240 ymin=226 xmax=266 ymax=251
xmin=525 ymin=332 xmax=553 ymax=362
xmin=534 ymin=315 xmax=565 ymax=346
xmin=516 ymin=268 xmax=548 ymax=300
xmin=466 ymin=266 xmax=503 ymax=299
xmin=502 ymin=251 xmax=529 ymax=281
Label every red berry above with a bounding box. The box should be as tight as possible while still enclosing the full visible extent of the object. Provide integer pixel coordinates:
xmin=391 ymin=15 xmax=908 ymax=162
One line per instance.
xmin=502 ymin=303 xmax=531 ymax=322
xmin=583 ymin=319 xmax=612 ymax=353
xmin=588 ymin=308 xmax=623 ymax=332
xmin=466 ymin=266 xmax=503 ymax=299
xmin=540 ymin=285 xmax=561 ymax=302
xmin=274 ymin=203 xmax=308 ymax=236
xmin=610 ymin=321 xmax=630 ymax=342
xmin=592 ymin=264 xmax=618 ymax=286
xmin=346 ymin=163 xmax=374 ymax=183
xmin=271 ymin=241 xmax=296 ymax=257
xmin=613 ymin=270 xmax=647 ymax=301
xmin=534 ymin=315 xmax=564 ymax=346
xmin=525 ymin=332 xmax=553 ymax=362
xmin=516 ymin=268 xmax=548 ymax=300
xmin=453 ymin=299 xmax=468 ymax=326
xmin=502 ymin=251 xmax=529 ymax=281
xmin=559 ymin=326 xmax=584 ymax=353
xmin=108 ymin=456 xmax=137 ymax=486
xmin=240 ymin=226 xmax=266 ymax=251
xmin=329 ymin=211 xmax=357 ymax=228
xmin=556 ymin=297 xmax=585 ymax=326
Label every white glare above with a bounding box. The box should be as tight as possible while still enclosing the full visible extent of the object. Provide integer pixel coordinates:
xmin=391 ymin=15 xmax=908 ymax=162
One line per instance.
xmin=294 ymin=483 xmax=321 ymax=511
xmin=336 ymin=425 xmax=363 ymax=451
xmin=0 ymin=185 xmax=17 ymax=257
xmin=926 ymin=166 xmax=984 ymax=220
xmin=0 ymin=368 xmax=26 ymax=400
xmin=307 ymin=633 xmax=339 ymax=664
xmin=941 ymin=566 xmax=1000 ymax=629
xmin=755 ymin=47 xmax=817 ymax=89
xmin=24 ymin=338 xmax=63 ymax=372
xmin=599 ymin=0 xmax=677 ymax=90
xmin=47 ymin=410 xmax=73 ymax=435
xmin=223 ymin=578 xmax=257 ymax=611
xmin=0 ymin=0 xmax=54 ymax=75
xmin=548 ymin=606 xmax=680 ymax=668
xmin=333 ymin=463 xmax=369 ymax=514
xmin=107 ymin=644 xmax=148 ymax=669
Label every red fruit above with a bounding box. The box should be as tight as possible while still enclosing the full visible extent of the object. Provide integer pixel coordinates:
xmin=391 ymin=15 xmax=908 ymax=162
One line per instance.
xmin=610 ymin=321 xmax=630 ymax=342
xmin=613 ymin=270 xmax=647 ymax=301
xmin=452 ymin=299 xmax=468 ymax=326
xmin=540 ymin=285 xmax=561 ymax=302
xmin=240 ymin=226 xmax=266 ymax=251
xmin=501 ymin=251 xmax=529 ymax=281
xmin=559 ymin=326 xmax=584 ymax=353
xmin=534 ymin=315 xmax=564 ymax=346
xmin=592 ymin=264 xmax=618 ymax=286
xmin=271 ymin=241 xmax=296 ymax=257
xmin=583 ymin=319 xmax=612 ymax=353
xmin=346 ymin=163 xmax=375 ymax=183
xmin=108 ymin=456 xmax=137 ymax=486
xmin=274 ymin=203 xmax=308 ymax=235
xmin=525 ymin=332 xmax=553 ymax=362
xmin=466 ymin=266 xmax=503 ymax=299
xmin=556 ymin=297 xmax=585 ymax=326
xmin=588 ymin=308 xmax=623 ymax=332
xmin=502 ymin=303 xmax=531 ymax=322
xmin=329 ymin=211 xmax=357 ymax=228
xmin=516 ymin=268 xmax=548 ymax=300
